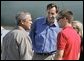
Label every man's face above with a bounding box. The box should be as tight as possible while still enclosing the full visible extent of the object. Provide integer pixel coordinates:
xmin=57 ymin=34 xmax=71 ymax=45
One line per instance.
xmin=47 ymin=7 xmax=57 ymax=23
xmin=57 ymin=16 xmax=66 ymax=28
xmin=22 ymin=15 xmax=32 ymax=30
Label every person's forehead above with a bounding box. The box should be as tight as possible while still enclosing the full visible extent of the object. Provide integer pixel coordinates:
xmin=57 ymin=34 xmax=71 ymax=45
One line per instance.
xmin=25 ymin=15 xmax=31 ymax=18
xmin=47 ymin=7 xmax=56 ymax=11
xmin=26 ymin=15 xmax=32 ymax=20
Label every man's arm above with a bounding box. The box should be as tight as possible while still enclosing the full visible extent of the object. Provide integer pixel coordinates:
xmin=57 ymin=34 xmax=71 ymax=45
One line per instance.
xmin=77 ymin=52 xmax=80 ymax=60
xmin=54 ymin=50 xmax=64 ymax=60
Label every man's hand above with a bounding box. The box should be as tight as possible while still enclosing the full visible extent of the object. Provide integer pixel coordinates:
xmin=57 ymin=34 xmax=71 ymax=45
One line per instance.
xmin=54 ymin=50 xmax=64 ymax=60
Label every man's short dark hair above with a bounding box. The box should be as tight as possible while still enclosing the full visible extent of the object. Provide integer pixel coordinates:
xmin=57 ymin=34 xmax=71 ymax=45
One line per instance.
xmin=58 ymin=9 xmax=74 ymax=23
xmin=47 ymin=3 xmax=59 ymax=13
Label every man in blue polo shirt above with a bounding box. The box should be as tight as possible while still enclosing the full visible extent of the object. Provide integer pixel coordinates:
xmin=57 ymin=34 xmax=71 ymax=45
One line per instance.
xmin=30 ymin=3 xmax=60 ymax=60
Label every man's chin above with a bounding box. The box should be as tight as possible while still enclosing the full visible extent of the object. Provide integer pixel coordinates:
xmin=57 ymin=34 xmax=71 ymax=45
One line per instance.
xmin=59 ymin=25 xmax=62 ymax=28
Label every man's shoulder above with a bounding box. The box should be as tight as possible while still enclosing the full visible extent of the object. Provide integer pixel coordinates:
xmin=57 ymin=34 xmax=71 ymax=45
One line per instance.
xmin=58 ymin=29 xmax=67 ymax=36
xmin=33 ymin=16 xmax=46 ymax=25
xmin=36 ymin=16 xmax=45 ymax=20
xmin=5 ymin=29 xmax=24 ymax=37
xmin=35 ymin=16 xmax=45 ymax=22
xmin=12 ymin=30 xmax=25 ymax=35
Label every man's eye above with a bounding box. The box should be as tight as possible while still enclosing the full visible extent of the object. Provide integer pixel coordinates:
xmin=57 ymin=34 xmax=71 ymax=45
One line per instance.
xmin=51 ymin=13 xmax=54 ymax=15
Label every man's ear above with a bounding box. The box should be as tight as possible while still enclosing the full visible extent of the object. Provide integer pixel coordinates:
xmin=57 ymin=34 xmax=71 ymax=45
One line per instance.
xmin=20 ymin=20 xmax=24 ymax=25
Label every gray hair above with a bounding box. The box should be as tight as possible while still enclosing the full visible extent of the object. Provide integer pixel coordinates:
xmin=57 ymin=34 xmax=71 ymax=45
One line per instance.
xmin=72 ymin=21 xmax=83 ymax=37
xmin=16 ymin=11 xmax=31 ymax=25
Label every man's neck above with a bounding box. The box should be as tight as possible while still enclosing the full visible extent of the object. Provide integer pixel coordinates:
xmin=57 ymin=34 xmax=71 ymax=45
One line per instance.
xmin=47 ymin=18 xmax=57 ymax=26
xmin=64 ymin=23 xmax=72 ymax=27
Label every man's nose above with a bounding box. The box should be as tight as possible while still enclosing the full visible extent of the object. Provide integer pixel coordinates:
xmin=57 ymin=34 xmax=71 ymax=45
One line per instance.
xmin=49 ymin=15 xmax=53 ymax=17
xmin=30 ymin=21 xmax=32 ymax=24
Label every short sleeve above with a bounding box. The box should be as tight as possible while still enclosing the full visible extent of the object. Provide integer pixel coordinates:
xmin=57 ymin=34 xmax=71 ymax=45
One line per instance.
xmin=57 ymin=32 xmax=67 ymax=50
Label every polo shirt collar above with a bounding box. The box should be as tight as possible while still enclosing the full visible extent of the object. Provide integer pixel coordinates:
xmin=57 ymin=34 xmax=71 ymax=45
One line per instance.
xmin=42 ymin=17 xmax=58 ymax=27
